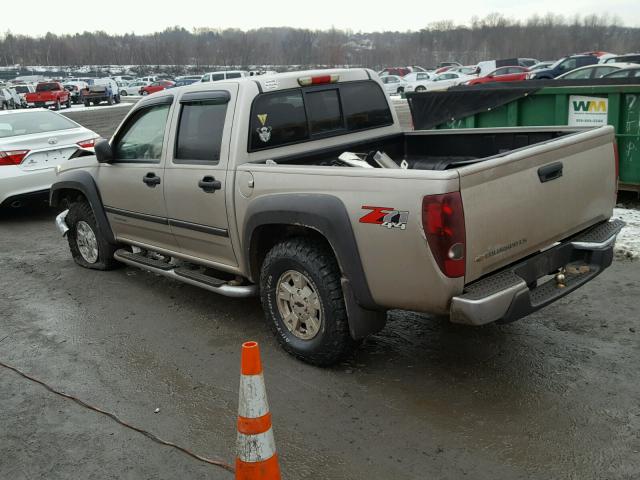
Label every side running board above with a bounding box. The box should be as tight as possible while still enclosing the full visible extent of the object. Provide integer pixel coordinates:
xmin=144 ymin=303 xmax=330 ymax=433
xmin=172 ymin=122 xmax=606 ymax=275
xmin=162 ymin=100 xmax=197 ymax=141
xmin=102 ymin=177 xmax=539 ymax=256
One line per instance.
xmin=114 ymin=249 xmax=257 ymax=298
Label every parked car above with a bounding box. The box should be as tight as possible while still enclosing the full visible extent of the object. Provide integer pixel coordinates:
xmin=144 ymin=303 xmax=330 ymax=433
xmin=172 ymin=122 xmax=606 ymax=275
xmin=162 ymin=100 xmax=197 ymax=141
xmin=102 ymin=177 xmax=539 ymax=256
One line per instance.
xmin=436 ymin=61 xmax=461 ymax=68
xmin=405 ymin=71 xmax=474 ymax=92
xmin=528 ymin=54 xmax=599 ymax=79
xmin=25 ymin=82 xmax=71 ymax=110
xmin=402 ymin=72 xmax=432 ymax=83
xmin=139 ymin=80 xmax=175 ymax=96
xmin=518 ymin=58 xmax=539 ymax=67
xmin=12 ymin=85 xmax=35 ymax=108
xmin=82 ymin=78 xmax=121 ymax=106
xmin=0 ymin=109 xmax=98 ymax=208
xmin=50 ymin=68 xmax=622 ymax=366
xmin=378 ymin=67 xmax=412 ymax=77
xmin=466 ymin=66 xmax=529 ymax=85
xmin=529 ymin=61 xmax=554 ymax=71
xmin=138 ymin=76 xmax=158 ymax=83
xmin=120 ymin=80 xmax=150 ymax=96
xmin=174 ymin=78 xmax=200 ymax=88
xmin=555 ymin=63 xmax=634 ymax=80
xmin=200 ymin=71 xmax=248 ymax=82
xmin=601 ymin=53 xmax=640 ymax=65
xmin=476 ymin=58 xmax=539 ymax=76
xmin=602 ymin=66 xmax=640 ymax=79
xmin=449 ymin=66 xmax=479 ymax=76
xmin=2 ymin=88 xmax=21 ymax=109
xmin=63 ymin=81 xmax=88 ymax=104
xmin=379 ymin=75 xmax=407 ymax=94
xmin=1 ymin=89 xmax=16 ymax=110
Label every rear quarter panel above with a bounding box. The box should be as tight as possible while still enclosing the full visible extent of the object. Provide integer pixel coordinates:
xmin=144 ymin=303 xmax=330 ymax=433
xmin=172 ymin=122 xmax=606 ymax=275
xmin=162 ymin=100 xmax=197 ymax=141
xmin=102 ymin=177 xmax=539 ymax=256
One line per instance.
xmin=235 ymin=165 xmax=463 ymax=313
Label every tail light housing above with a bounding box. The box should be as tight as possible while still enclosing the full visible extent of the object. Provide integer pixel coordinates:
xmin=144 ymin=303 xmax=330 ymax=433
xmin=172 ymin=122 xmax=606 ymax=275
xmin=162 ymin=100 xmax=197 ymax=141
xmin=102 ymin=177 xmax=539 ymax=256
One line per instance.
xmin=422 ymin=192 xmax=466 ymax=278
xmin=297 ymin=74 xmax=340 ymax=86
xmin=77 ymin=138 xmax=98 ymax=148
xmin=0 ymin=150 xmax=30 ymax=166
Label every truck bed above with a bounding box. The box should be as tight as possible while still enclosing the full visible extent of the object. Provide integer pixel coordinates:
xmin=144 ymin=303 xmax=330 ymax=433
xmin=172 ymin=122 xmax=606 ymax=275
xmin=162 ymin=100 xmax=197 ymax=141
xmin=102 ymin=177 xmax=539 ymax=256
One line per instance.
xmin=252 ymin=127 xmax=577 ymax=171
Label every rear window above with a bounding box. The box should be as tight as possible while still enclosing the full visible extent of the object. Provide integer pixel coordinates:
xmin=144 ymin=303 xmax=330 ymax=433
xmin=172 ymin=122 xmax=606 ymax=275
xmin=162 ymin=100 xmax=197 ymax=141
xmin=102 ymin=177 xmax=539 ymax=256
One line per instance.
xmin=0 ymin=111 xmax=77 ymax=138
xmin=249 ymin=81 xmax=392 ymax=151
xmin=175 ymin=100 xmax=228 ymax=164
xmin=306 ymin=89 xmax=342 ymax=134
xmin=36 ymin=83 xmax=60 ymax=92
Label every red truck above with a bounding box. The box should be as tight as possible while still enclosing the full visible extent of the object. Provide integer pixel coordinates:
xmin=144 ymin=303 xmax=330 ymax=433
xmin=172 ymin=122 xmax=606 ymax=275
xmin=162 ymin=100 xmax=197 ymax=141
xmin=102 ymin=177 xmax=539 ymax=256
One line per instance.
xmin=25 ymin=82 xmax=71 ymax=110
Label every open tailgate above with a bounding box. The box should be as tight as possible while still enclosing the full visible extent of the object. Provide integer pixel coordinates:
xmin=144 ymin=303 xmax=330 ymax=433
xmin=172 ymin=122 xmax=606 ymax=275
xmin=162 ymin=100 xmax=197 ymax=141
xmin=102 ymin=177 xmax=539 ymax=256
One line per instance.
xmin=459 ymin=126 xmax=617 ymax=283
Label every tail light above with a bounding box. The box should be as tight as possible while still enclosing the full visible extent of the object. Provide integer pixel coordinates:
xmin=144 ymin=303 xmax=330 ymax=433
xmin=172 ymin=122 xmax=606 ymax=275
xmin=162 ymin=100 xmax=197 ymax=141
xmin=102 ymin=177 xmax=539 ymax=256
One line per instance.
xmin=77 ymin=138 xmax=98 ymax=148
xmin=297 ymin=74 xmax=340 ymax=86
xmin=613 ymin=141 xmax=619 ymax=195
xmin=0 ymin=150 xmax=30 ymax=166
xmin=422 ymin=192 xmax=466 ymax=278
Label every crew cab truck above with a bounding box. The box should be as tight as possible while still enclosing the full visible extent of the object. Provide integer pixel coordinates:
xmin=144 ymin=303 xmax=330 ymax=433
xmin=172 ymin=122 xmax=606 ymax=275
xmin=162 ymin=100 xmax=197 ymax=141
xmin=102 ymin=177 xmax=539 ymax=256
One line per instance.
xmin=82 ymin=79 xmax=121 ymax=106
xmin=50 ymin=69 xmax=623 ymax=365
xmin=25 ymin=82 xmax=71 ymax=110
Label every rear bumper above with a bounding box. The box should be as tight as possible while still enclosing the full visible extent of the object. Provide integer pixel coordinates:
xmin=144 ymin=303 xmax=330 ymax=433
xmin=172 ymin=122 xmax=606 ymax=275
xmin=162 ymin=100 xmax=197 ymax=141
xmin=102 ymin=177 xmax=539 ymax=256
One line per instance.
xmin=450 ymin=219 xmax=625 ymax=326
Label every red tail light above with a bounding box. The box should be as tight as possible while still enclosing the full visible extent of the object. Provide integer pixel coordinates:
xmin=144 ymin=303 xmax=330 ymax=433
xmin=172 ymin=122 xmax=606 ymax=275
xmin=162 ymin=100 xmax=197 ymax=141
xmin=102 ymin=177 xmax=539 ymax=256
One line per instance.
xmin=422 ymin=192 xmax=466 ymax=278
xmin=77 ymin=138 xmax=98 ymax=148
xmin=0 ymin=150 xmax=30 ymax=166
xmin=613 ymin=141 xmax=619 ymax=195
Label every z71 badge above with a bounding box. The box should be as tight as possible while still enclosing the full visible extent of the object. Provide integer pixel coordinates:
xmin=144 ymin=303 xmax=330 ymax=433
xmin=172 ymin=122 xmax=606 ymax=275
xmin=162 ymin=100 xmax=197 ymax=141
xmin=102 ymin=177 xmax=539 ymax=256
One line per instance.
xmin=359 ymin=206 xmax=409 ymax=230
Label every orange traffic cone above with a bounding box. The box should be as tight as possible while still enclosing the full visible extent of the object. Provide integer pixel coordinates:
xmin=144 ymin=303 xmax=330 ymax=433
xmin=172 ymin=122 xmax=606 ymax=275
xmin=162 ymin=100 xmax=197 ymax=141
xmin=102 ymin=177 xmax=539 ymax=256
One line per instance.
xmin=236 ymin=341 xmax=281 ymax=480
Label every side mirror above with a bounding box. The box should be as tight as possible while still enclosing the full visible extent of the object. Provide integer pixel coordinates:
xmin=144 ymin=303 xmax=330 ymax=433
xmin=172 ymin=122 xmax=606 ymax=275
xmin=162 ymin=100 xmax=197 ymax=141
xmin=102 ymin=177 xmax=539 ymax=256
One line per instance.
xmin=95 ymin=139 xmax=113 ymax=163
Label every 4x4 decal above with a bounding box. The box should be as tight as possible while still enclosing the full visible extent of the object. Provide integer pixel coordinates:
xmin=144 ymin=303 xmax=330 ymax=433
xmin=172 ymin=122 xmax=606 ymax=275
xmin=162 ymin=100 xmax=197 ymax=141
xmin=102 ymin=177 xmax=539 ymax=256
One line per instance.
xmin=359 ymin=206 xmax=409 ymax=230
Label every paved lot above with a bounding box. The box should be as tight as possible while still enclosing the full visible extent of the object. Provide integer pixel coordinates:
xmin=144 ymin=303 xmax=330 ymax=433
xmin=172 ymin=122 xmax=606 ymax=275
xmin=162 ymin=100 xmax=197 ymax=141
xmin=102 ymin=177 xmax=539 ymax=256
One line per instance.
xmin=1 ymin=206 xmax=639 ymax=479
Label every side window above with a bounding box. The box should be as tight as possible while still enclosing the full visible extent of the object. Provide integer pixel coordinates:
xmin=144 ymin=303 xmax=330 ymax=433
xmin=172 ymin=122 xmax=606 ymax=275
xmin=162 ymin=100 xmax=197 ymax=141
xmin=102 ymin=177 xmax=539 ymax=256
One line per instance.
xmin=226 ymin=72 xmax=242 ymax=79
xmin=594 ymin=67 xmax=617 ymax=78
xmin=174 ymin=98 xmax=228 ymax=164
xmin=113 ymin=104 xmax=170 ymax=163
xmin=305 ymin=89 xmax=343 ymax=135
xmin=634 ymin=70 xmax=640 ymax=78
xmin=560 ymin=59 xmax=577 ymax=71
xmin=341 ymin=81 xmax=393 ymax=131
xmin=250 ymin=90 xmax=309 ymax=150
xmin=567 ymin=68 xmax=592 ymax=79
xmin=211 ymin=73 xmax=225 ymax=82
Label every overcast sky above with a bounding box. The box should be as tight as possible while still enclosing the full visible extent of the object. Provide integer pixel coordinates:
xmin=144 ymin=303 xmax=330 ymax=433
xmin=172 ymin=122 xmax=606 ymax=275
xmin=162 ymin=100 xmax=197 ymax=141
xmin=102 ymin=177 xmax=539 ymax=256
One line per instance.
xmin=12 ymin=0 xmax=639 ymax=36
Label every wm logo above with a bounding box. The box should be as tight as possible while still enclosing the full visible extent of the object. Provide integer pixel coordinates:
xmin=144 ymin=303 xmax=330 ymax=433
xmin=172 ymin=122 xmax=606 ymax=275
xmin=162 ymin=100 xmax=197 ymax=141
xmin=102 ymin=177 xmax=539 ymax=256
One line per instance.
xmin=572 ymin=100 xmax=607 ymax=113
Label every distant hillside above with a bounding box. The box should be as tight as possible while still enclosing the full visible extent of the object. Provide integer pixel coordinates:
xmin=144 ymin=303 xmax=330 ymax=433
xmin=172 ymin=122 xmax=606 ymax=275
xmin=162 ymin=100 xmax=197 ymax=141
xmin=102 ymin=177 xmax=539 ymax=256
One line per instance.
xmin=1 ymin=14 xmax=638 ymax=68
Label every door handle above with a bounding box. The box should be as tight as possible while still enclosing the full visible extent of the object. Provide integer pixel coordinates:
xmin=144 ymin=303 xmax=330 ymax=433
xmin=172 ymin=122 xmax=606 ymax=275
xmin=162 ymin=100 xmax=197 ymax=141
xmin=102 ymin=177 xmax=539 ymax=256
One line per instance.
xmin=198 ymin=176 xmax=222 ymax=193
xmin=538 ymin=162 xmax=563 ymax=183
xmin=143 ymin=172 xmax=161 ymax=187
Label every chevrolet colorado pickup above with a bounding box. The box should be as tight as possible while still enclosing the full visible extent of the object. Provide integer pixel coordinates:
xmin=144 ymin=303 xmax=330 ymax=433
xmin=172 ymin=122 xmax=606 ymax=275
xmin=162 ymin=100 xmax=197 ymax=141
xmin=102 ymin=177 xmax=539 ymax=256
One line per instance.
xmin=26 ymin=82 xmax=71 ymax=110
xmin=50 ymin=69 xmax=623 ymax=365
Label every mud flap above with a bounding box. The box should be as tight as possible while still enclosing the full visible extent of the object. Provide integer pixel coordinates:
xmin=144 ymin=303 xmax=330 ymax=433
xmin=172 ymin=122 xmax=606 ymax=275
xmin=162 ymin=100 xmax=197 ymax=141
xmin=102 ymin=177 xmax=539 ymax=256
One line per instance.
xmin=341 ymin=278 xmax=387 ymax=340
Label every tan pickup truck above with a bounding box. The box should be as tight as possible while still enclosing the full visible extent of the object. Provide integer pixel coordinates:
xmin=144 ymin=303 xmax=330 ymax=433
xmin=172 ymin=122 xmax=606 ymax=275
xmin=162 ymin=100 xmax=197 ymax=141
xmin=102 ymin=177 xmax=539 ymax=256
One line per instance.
xmin=51 ymin=69 xmax=623 ymax=365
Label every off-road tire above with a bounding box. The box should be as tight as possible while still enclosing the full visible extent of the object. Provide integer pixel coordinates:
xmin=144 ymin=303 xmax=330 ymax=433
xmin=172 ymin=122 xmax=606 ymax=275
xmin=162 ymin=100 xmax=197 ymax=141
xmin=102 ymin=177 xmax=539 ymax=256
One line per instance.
xmin=66 ymin=201 xmax=119 ymax=270
xmin=260 ymin=238 xmax=354 ymax=366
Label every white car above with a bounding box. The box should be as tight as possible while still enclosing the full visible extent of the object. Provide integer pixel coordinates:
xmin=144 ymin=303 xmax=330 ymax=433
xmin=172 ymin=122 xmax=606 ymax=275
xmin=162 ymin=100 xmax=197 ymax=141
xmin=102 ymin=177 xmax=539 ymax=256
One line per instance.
xmin=405 ymin=71 xmax=474 ymax=93
xmin=379 ymin=75 xmax=407 ymax=94
xmin=120 ymin=80 xmax=150 ymax=96
xmin=12 ymin=85 xmax=35 ymax=107
xmin=0 ymin=109 xmax=99 ymax=208
xmin=402 ymin=72 xmax=433 ymax=83
xmin=200 ymin=70 xmax=249 ymax=82
xmin=555 ymin=62 xmax=637 ymax=80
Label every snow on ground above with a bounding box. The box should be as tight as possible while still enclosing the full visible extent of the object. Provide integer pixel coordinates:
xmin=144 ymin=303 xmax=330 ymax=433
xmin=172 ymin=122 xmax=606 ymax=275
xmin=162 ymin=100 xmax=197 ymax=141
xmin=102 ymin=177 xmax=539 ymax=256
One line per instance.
xmin=613 ymin=207 xmax=640 ymax=260
xmin=66 ymin=102 xmax=132 ymax=113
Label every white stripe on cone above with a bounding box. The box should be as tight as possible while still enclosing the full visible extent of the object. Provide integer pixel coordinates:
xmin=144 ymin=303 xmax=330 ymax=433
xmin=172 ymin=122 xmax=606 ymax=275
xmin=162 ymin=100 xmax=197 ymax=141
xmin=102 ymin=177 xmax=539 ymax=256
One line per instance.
xmin=239 ymin=373 xmax=270 ymax=418
xmin=236 ymin=427 xmax=277 ymax=463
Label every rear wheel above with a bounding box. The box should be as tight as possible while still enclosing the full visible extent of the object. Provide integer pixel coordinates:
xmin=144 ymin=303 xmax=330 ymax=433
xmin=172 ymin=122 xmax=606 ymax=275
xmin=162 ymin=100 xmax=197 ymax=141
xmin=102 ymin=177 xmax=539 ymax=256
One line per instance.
xmin=66 ymin=201 xmax=119 ymax=270
xmin=84 ymin=99 xmax=90 ymax=107
xmin=142 ymin=90 xmax=149 ymax=96
xmin=260 ymin=238 xmax=354 ymax=366
xmin=120 ymin=90 xmax=128 ymax=96
xmin=416 ymin=85 xmax=426 ymax=92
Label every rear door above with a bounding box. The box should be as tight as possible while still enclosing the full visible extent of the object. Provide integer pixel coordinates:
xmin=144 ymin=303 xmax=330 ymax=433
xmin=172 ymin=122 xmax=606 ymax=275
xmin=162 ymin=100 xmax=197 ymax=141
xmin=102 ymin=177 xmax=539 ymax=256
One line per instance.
xmin=95 ymin=96 xmax=178 ymax=251
xmin=457 ymin=127 xmax=617 ymax=282
xmin=163 ymin=86 xmax=238 ymax=267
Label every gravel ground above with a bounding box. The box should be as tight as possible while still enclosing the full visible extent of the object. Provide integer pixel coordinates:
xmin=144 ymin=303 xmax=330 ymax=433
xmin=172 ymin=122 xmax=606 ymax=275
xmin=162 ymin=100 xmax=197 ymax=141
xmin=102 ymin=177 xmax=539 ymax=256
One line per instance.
xmin=0 ymin=206 xmax=639 ymax=480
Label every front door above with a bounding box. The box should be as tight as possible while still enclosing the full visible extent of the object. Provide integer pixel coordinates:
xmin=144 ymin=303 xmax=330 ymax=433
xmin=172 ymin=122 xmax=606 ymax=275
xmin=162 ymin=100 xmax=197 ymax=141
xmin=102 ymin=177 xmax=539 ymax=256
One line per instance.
xmin=96 ymin=97 xmax=178 ymax=252
xmin=163 ymin=86 xmax=238 ymax=268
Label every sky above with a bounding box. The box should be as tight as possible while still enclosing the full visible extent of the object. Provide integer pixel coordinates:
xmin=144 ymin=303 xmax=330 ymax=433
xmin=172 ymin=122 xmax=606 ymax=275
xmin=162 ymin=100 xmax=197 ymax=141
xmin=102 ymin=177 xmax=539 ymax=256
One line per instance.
xmin=8 ymin=0 xmax=639 ymax=36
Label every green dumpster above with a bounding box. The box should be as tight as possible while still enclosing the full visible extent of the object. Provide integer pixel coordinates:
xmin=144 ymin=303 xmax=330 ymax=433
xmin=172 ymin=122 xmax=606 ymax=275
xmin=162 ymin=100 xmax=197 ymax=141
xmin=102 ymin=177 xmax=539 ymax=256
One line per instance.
xmin=430 ymin=85 xmax=640 ymax=192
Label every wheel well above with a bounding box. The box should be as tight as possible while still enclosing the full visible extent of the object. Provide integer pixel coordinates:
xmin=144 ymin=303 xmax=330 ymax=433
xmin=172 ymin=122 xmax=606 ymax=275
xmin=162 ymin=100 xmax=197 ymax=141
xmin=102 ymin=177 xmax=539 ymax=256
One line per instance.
xmin=249 ymin=224 xmax=336 ymax=282
xmin=51 ymin=188 xmax=87 ymax=208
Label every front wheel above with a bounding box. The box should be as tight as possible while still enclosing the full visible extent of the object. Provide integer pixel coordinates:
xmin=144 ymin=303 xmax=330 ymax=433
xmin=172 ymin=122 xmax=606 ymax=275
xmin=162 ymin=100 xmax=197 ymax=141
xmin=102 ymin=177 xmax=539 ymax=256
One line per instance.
xmin=66 ymin=201 xmax=119 ymax=270
xmin=260 ymin=238 xmax=354 ymax=366
xmin=415 ymin=85 xmax=426 ymax=92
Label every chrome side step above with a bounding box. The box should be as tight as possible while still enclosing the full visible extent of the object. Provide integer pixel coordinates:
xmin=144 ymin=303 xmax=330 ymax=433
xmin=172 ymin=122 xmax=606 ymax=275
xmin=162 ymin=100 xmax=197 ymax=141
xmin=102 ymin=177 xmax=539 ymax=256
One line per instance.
xmin=114 ymin=249 xmax=257 ymax=298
